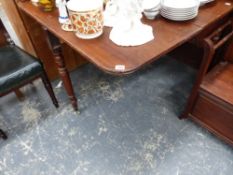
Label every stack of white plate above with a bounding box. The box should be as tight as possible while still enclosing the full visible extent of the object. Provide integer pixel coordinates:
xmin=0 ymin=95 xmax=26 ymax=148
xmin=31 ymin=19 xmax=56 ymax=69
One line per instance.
xmin=160 ymin=0 xmax=200 ymax=21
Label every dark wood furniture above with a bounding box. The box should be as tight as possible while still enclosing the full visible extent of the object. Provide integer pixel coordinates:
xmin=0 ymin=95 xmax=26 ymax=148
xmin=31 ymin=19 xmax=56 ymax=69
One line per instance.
xmin=16 ymin=0 xmax=233 ymax=145
xmin=189 ymin=20 xmax=233 ymax=145
xmin=17 ymin=0 xmax=233 ymax=112
xmin=0 ymin=45 xmax=59 ymax=139
xmin=191 ymin=62 xmax=233 ymax=145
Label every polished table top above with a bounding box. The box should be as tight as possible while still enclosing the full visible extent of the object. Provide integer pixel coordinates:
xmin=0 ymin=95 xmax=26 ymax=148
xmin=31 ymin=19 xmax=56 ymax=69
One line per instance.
xmin=18 ymin=0 xmax=233 ymax=75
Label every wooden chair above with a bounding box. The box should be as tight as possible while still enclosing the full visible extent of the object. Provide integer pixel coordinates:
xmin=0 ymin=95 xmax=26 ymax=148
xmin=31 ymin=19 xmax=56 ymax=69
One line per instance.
xmin=0 ymin=25 xmax=59 ymax=140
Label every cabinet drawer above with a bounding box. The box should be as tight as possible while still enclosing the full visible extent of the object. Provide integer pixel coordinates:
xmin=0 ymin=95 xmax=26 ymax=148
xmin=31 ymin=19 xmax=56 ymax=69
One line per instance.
xmin=191 ymin=94 xmax=233 ymax=144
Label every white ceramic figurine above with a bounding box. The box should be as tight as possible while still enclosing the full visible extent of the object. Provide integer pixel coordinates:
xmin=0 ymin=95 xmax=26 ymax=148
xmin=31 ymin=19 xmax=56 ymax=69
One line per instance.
xmin=109 ymin=0 xmax=154 ymax=46
xmin=104 ymin=0 xmax=119 ymax=27
xmin=56 ymin=0 xmax=69 ymax=24
xmin=56 ymin=0 xmax=73 ymax=31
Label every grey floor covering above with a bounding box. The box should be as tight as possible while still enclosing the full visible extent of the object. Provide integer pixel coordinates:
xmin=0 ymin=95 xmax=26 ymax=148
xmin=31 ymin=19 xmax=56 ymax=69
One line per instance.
xmin=0 ymin=56 xmax=232 ymax=175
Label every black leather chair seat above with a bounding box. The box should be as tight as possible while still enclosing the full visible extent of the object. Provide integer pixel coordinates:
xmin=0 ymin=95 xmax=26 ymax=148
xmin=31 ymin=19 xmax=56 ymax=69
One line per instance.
xmin=0 ymin=46 xmax=43 ymax=94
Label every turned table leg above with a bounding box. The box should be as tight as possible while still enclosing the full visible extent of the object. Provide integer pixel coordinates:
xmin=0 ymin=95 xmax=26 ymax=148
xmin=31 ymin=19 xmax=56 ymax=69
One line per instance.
xmin=46 ymin=31 xmax=78 ymax=111
xmin=53 ymin=46 xmax=78 ymax=110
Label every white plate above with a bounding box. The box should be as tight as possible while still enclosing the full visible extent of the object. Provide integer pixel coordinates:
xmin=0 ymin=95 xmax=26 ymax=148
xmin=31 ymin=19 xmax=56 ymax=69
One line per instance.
xmin=164 ymin=17 xmax=197 ymax=21
xmin=161 ymin=11 xmax=197 ymax=20
xmin=162 ymin=0 xmax=200 ymax=9
xmin=161 ymin=6 xmax=198 ymax=12
xmin=161 ymin=13 xmax=197 ymax=19
xmin=161 ymin=14 xmax=197 ymax=21
xmin=160 ymin=12 xmax=197 ymax=18
xmin=161 ymin=9 xmax=198 ymax=15
xmin=161 ymin=16 xmax=197 ymax=21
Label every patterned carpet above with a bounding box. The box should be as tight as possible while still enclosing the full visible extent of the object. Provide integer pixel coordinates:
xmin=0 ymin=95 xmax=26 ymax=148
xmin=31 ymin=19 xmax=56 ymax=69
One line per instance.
xmin=0 ymin=56 xmax=232 ymax=175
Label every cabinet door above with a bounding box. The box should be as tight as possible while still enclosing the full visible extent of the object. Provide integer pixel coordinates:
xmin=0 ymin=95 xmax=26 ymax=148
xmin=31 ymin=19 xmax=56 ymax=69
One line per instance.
xmin=192 ymin=94 xmax=233 ymax=145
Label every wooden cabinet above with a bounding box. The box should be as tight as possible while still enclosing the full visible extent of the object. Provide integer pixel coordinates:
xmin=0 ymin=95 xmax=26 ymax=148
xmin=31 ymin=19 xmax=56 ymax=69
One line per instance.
xmin=190 ymin=62 xmax=233 ymax=145
xmin=188 ymin=16 xmax=233 ymax=146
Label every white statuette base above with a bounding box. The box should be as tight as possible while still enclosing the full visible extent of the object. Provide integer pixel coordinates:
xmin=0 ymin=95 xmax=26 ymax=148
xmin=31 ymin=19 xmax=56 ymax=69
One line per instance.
xmin=109 ymin=22 xmax=154 ymax=47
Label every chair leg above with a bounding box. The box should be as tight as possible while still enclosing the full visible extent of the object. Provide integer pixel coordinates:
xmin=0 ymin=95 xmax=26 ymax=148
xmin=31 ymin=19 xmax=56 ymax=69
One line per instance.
xmin=41 ymin=72 xmax=59 ymax=108
xmin=0 ymin=129 xmax=7 ymax=140
xmin=14 ymin=89 xmax=25 ymax=101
